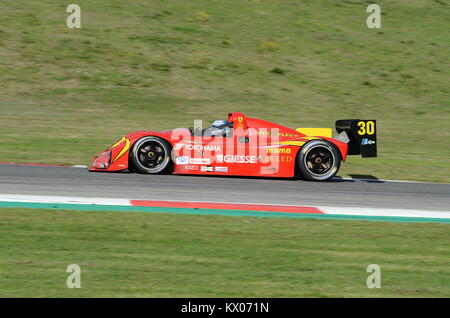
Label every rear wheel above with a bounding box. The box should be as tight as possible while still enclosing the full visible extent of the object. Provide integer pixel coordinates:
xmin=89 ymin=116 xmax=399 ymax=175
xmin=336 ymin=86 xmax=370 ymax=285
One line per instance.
xmin=130 ymin=136 xmax=172 ymax=174
xmin=298 ymin=140 xmax=341 ymax=181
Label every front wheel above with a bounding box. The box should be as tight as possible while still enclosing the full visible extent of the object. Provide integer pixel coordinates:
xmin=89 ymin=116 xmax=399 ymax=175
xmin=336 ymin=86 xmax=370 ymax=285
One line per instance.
xmin=298 ymin=140 xmax=341 ymax=181
xmin=130 ymin=136 xmax=172 ymax=174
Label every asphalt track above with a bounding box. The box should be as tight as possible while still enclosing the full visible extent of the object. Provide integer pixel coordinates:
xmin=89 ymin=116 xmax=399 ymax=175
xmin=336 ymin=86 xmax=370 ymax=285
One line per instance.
xmin=0 ymin=164 xmax=449 ymax=212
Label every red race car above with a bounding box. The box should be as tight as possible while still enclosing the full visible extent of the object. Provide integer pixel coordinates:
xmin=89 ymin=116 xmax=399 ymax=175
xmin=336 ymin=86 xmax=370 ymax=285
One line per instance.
xmin=89 ymin=112 xmax=377 ymax=181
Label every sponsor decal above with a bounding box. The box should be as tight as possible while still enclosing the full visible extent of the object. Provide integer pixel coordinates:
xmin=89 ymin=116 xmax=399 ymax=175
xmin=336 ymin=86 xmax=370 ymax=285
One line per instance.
xmin=175 ymin=156 xmax=189 ymax=165
xmin=184 ymin=165 xmax=198 ymax=170
xmin=200 ymin=166 xmax=214 ymax=172
xmin=189 ymin=158 xmax=211 ymax=165
xmin=235 ymin=116 xmax=245 ymax=129
xmin=175 ymin=143 xmax=221 ymax=152
xmin=266 ymin=148 xmax=291 ymax=154
xmin=261 ymin=155 xmax=293 ymax=163
xmin=216 ymin=154 xmax=257 ymax=164
xmin=215 ymin=166 xmax=228 ymax=172
xmin=361 ymin=138 xmax=376 ymax=145
xmin=255 ymin=131 xmax=303 ymax=138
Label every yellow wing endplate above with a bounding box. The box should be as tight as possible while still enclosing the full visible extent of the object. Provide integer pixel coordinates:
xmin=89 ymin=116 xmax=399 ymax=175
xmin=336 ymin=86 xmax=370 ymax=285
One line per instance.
xmin=295 ymin=128 xmax=332 ymax=138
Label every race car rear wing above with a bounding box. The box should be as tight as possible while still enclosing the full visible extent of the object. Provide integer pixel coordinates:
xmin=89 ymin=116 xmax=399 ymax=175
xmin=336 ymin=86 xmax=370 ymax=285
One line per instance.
xmin=335 ymin=119 xmax=377 ymax=157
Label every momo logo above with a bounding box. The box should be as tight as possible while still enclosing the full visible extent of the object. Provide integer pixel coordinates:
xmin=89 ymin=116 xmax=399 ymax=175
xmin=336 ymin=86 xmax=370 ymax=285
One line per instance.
xmin=216 ymin=155 xmax=257 ymax=164
xmin=361 ymin=138 xmax=376 ymax=145
xmin=266 ymin=148 xmax=291 ymax=154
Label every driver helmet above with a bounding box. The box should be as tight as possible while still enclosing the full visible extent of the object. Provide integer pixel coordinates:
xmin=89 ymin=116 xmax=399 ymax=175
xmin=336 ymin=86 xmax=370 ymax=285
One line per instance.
xmin=211 ymin=120 xmax=228 ymax=128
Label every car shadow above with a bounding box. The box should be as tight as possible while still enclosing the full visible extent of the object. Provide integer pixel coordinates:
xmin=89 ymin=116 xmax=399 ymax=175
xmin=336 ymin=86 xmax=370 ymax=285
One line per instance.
xmin=89 ymin=169 xmax=385 ymax=183
xmin=331 ymin=174 xmax=385 ymax=183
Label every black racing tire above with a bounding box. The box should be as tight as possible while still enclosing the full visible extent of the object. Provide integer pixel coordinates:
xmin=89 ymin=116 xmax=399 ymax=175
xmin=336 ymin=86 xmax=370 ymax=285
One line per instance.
xmin=298 ymin=140 xmax=341 ymax=181
xmin=130 ymin=136 xmax=172 ymax=174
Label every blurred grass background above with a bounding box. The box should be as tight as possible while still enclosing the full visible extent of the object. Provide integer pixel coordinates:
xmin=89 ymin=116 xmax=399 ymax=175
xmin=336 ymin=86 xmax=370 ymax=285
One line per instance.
xmin=0 ymin=0 xmax=449 ymax=181
xmin=1 ymin=208 xmax=449 ymax=297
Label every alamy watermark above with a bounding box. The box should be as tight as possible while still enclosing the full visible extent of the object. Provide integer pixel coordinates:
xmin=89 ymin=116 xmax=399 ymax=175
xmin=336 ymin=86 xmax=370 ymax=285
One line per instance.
xmin=64 ymin=4 xmax=380 ymax=30
xmin=366 ymin=264 xmax=381 ymax=288
xmin=367 ymin=4 xmax=381 ymax=29
xmin=66 ymin=264 xmax=81 ymax=288
xmin=66 ymin=4 xmax=81 ymax=29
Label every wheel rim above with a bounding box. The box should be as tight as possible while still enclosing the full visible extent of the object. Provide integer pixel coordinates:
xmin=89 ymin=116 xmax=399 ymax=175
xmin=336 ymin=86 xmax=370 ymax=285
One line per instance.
xmin=303 ymin=146 xmax=335 ymax=176
xmin=136 ymin=140 xmax=167 ymax=170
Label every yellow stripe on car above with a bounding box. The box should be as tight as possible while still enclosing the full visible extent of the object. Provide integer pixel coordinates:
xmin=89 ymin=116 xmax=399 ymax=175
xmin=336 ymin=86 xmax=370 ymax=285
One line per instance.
xmin=109 ymin=137 xmax=131 ymax=162
xmin=295 ymin=128 xmax=332 ymax=138
xmin=109 ymin=137 xmax=126 ymax=149
xmin=276 ymin=140 xmax=306 ymax=147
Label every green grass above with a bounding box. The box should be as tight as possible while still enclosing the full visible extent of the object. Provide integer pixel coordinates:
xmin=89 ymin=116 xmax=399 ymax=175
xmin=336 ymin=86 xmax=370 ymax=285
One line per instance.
xmin=0 ymin=208 xmax=449 ymax=297
xmin=0 ymin=0 xmax=449 ymax=182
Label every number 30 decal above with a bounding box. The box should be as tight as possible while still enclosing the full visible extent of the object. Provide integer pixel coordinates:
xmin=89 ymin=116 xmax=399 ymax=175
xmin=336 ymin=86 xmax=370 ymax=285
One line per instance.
xmin=357 ymin=121 xmax=375 ymax=135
